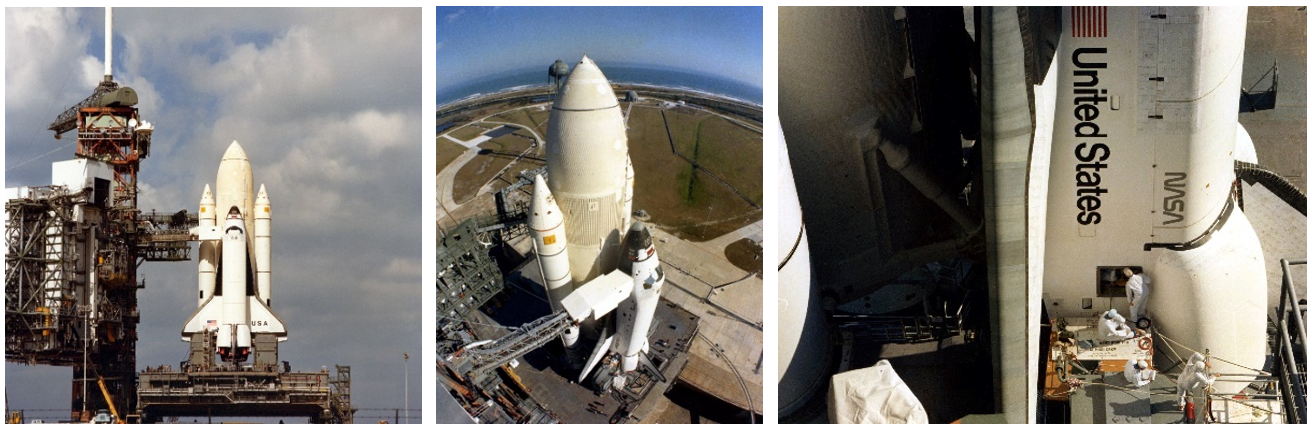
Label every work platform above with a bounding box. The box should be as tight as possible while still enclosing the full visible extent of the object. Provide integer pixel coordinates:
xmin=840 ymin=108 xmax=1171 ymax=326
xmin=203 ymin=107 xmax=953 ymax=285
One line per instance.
xmin=135 ymin=365 xmax=353 ymax=423
xmin=1067 ymin=372 xmax=1284 ymax=424
xmin=1045 ymin=318 xmax=1289 ymax=424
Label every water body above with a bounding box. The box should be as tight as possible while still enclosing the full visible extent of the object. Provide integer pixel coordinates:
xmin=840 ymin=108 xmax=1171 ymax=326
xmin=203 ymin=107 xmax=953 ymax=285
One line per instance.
xmin=438 ymin=64 xmax=762 ymax=107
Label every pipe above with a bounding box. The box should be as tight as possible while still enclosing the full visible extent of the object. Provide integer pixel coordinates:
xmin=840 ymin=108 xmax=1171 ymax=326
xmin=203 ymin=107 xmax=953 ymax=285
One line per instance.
xmin=1236 ymin=160 xmax=1306 ymax=215
xmin=860 ymin=126 xmax=982 ymax=233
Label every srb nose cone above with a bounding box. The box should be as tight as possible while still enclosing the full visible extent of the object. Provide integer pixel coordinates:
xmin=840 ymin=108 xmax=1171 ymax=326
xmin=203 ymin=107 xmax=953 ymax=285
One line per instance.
xmin=529 ymin=174 xmax=564 ymax=231
xmin=201 ymin=184 xmax=214 ymax=204
xmin=256 ymin=184 xmax=269 ymax=204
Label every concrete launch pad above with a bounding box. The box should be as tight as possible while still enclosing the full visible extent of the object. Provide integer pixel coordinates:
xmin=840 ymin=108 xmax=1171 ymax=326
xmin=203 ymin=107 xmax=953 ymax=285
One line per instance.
xmin=439 ymin=257 xmax=699 ymax=424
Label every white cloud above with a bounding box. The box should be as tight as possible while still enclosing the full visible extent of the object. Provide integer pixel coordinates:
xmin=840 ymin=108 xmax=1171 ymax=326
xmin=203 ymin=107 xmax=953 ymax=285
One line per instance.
xmin=6 ymin=8 xmax=423 ymax=416
xmin=5 ymin=8 xmax=93 ymax=107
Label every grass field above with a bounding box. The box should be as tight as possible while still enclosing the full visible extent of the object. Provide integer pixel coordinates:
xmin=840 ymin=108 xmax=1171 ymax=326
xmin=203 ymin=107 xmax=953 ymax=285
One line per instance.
xmin=526 ymin=107 xmax=551 ymax=135
xmin=694 ymin=116 xmax=764 ymax=205
xmin=492 ymin=105 xmax=551 ymax=137
xmin=628 ymin=104 xmax=763 ymax=241
xmin=498 ymin=138 xmax=547 ymax=190
xmin=452 ymin=134 xmax=534 ymax=204
xmin=436 ymin=137 xmax=468 ymax=174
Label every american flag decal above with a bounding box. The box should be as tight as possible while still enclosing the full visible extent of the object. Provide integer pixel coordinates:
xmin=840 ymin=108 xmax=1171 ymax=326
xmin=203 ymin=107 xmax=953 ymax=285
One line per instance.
xmin=1072 ymin=6 xmax=1107 ymax=38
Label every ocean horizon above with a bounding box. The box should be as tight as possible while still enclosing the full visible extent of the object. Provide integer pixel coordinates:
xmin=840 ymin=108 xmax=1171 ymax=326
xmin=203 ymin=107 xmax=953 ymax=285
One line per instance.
xmin=437 ymin=64 xmax=763 ymax=107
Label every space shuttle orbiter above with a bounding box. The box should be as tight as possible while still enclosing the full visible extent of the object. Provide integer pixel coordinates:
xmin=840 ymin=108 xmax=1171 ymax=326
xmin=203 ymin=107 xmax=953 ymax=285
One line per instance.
xmin=181 ymin=141 xmax=287 ymax=363
xmin=526 ymin=56 xmax=662 ymax=387
xmin=1039 ymin=7 xmax=1265 ymax=393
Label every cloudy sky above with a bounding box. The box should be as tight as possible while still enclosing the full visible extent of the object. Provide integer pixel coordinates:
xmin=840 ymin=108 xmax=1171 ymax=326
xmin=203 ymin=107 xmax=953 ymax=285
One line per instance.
xmin=436 ymin=6 xmax=763 ymax=93
xmin=5 ymin=8 xmax=422 ymax=422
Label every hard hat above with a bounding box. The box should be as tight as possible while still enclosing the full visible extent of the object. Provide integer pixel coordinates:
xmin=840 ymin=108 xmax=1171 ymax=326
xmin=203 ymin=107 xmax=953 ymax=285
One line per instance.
xmin=1106 ymin=308 xmax=1118 ymax=318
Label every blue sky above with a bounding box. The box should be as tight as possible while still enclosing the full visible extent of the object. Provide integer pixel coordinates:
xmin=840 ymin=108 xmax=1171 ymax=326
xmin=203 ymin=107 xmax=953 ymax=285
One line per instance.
xmin=436 ymin=6 xmax=763 ymax=92
xmin=5 ymin=8 xmax=421 ymax=423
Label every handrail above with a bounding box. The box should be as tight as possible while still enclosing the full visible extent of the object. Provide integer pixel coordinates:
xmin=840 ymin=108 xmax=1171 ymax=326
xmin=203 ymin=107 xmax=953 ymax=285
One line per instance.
xmin=1279 ymin=260 xmax=1306 ymax=346
xmin=1276 ymin=259 xmax=1306 ymax=424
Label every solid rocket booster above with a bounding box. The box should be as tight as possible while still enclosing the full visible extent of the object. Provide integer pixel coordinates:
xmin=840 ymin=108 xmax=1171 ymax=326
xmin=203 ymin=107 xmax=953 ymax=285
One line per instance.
xmin=618 ymin=221 xmax=662 ymax=372
xmin=545 ymin=55 xmax=633 ymax=285
xmin=198 ymin=185 xmax=216 ymax=306
xmin=182 ymin=141 xmax=286 ymax=362
xmin=255 ymin=184 xmax=271 ymax=306
xmin=529 ymin=174 xmax=581 ymax=349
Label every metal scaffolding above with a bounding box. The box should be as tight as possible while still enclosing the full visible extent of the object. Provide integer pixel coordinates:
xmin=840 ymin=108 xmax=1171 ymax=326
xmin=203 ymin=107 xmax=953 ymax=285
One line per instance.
xmin=6 ymin=75 xmax=192 ymax=421
xmin=136 ymin=365 xmax=354 ymax=423
xmin=436 ymin=219 xmax=504 ymax=321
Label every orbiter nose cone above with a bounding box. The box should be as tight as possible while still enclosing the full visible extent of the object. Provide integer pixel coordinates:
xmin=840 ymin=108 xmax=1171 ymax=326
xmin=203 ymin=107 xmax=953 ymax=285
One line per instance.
xmin=625 ymin=221 xmax=653 ymax=251
xmin=556 ymin=56 xmax=618 ymax=111
xmin=223 ymin=141 xmax=248 ymax=161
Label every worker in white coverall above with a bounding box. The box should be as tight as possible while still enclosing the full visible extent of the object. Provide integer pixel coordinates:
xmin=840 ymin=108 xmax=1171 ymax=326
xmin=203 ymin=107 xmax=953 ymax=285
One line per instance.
xmin=1098 ymin=309 xmax=1134 ymax=342
xmin=1123 ymin=359 xmax=1155 ymax=387
xmin=1176 ymin=352 xmax=1215 ymax=409
xmin=1124 ymin=268 xmax=1151 ymax=324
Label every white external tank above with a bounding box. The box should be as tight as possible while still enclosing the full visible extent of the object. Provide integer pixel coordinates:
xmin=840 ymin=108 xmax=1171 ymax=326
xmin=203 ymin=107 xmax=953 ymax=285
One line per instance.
xmin=215 ymin=141 xmax=257 ymax=255
xmin=622 ymin=156 xmax=635 ymax=232
xmin=545 ymin=56 xmax=632 ymax=285
xmin=777 ymin=126 xmax=830 ymax=415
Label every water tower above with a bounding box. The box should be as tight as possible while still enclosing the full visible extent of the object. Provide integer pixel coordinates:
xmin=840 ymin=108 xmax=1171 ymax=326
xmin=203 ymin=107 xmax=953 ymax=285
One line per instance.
xmin=548 ymin=59 xmax=569 ymax=97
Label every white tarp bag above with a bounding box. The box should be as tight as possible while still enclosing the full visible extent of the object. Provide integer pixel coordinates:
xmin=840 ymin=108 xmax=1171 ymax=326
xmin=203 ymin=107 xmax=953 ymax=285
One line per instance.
xmin=828 ymin=359 xmax=929 ymax=424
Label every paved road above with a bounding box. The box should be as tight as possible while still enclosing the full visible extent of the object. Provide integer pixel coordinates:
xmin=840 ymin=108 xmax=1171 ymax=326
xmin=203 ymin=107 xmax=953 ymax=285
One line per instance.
xmin=436 ymin=148 xmax=479 ymax=227
xmin=436 ymin=110 xmax=545 ymax=226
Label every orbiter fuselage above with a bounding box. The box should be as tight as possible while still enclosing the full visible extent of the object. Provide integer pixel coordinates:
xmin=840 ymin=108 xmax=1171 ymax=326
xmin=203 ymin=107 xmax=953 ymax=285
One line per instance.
xmin=1040 ymin=6 xmax=1265 ymax=392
